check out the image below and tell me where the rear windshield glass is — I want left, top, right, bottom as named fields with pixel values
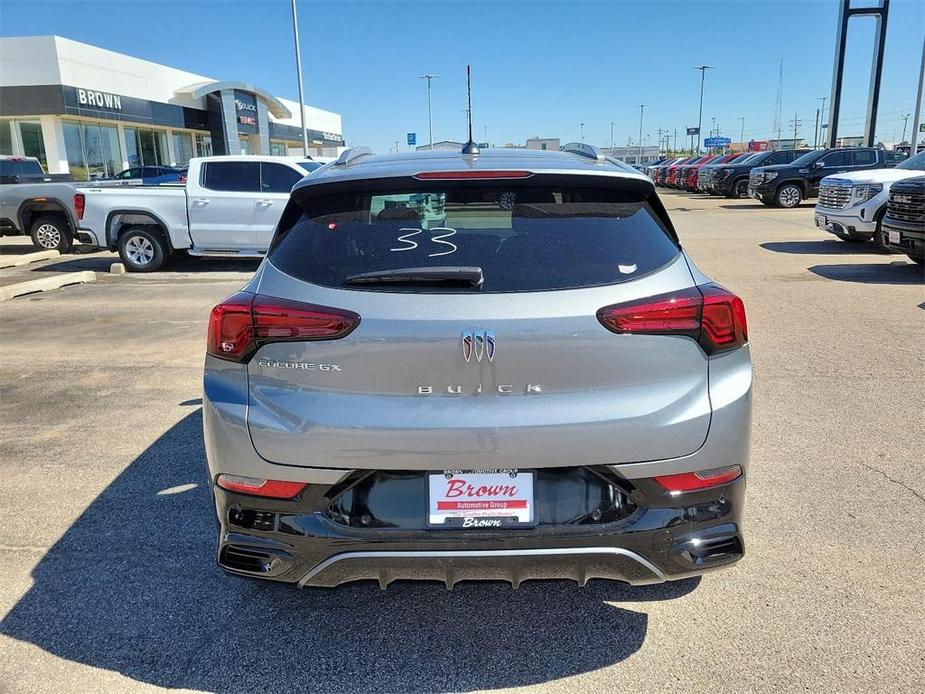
left=0, top=159, right=44, bottom=178
left=268, top=185, right=680, bottom=292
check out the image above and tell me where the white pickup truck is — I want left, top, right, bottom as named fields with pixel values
left=76, top=155, right=314, bottom=271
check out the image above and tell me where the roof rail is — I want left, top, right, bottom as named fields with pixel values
left=334, top=146, right=374, bottom=167
left=561, top=142, right=607, bottom=162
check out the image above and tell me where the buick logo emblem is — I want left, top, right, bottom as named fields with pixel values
left=462, top=330, right=495, bottom=363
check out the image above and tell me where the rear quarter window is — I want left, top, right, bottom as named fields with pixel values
left=268, top=183, right=680, bottom=293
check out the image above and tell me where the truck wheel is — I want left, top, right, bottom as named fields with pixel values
left=118, top=227, right=167, bottom=272
left=29, top=216, right=72, bottom=253
left=728, top=179, right=748, bottom=199
left=775, top=184, right=802, bottom=208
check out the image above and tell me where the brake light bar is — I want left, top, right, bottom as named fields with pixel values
left=597, top=284, right=747, bottom=355
left=216, top=474, right=307, bottom=499
left=413, top=170, right=534, bottom=180
left=654, top=465, right=743, bottom=493
left=207, top=292, right=360, bottom=362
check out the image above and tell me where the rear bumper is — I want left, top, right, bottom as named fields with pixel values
left=213, top=474, right=746, bottom=588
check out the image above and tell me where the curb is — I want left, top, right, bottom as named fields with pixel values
left=0, top=271, right=97, bottom=302
left=0, top=250, right=60, bottom=269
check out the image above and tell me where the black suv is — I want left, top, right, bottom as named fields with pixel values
left=881, top=175, right=924, bottom=264
left=748, top=148, right=900, bottom=208
left=705, top=149, right=811, bottom=198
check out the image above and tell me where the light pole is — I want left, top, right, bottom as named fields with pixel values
left=739, top=116, right=745, bottom=147
left=693, top=65, right=713, bottom=154
left=900, top=113, right=910, bottom=143
left=610, top=121, right=614, bottom=154
left=637, top=105, right=645, bottom=165
left=580, top=123, right=585, bottom=141
left=290, top=0, right=309, bottom=155
left=419, top=75, right=438, bottom=150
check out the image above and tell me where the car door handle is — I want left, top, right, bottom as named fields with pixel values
left=256, top=199, right=274, bottom=206
left=193, top=198, right=210, bottom=206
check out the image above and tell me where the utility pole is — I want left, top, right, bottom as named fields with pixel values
left=693, top=65, right=714, bottom=154
left=637, top=105, right=646, bottom=165
left=912, top=35, right=925, bottom=154
left=290, top=0, right=309, bottom=155
left=657, top=127, right=664, bottom=155
left=789, top=113, right=802, bottom=150
left=673, top=128, right=677, bottom=153
left=419, top=74, right=438, bottom=150
left=739, top=117, right=745, bottom=147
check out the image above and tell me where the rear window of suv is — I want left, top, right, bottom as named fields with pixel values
left=268, top=183, right=680, bottom=292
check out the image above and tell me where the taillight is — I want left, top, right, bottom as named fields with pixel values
left=207, top=292, right=360, bottom=362
left=597, top=284, right=747, bottom=355
left=216, top=474, right=307, bottom=498
left=654, top=465, right=743, bottom=493
left=74, top=193, right=85, bottom=220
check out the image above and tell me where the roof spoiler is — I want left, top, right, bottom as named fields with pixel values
left=561, top=142, right=607, bottom=161
left=334, top=147, right=374, bottom=167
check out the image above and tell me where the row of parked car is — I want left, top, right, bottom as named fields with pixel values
left=640, top=147, right=924, bottom=264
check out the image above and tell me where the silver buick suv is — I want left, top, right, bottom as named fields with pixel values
left=203, top=143, right=752, bottom=589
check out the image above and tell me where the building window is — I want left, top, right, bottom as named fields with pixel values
left=124, top=127, right=168, bottom=168
left=269, top=141, right=287, bottom=157
left=195, top=134, right=212, bottom=158
left=0, top=120, right=12, bottom=155
left=171, top=131, right=194, bottom=166
left=62, top=120, right=123, bottom=180
left=17, top=121, right=47, bottom=170
left=0, top=120, right=48, bottom=170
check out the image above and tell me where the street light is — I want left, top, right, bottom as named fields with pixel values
left=693, top=65, right=714, bottom=154
left=637, top=105, right=646, bottom=165
left=580, top=123, right=585, bottom=141
left=900, top=113, right=911, bottom=143
left=290, top=0, right=309, bottom=155
left=419, top=74, right=438, bottom=150
left=610, top=120, right=614, bottom=154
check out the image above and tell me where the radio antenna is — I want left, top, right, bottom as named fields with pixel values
left=461, top=65, right=480, bottom=155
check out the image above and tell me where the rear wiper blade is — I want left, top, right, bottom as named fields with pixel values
left=345, top=266, right=484, bottom=288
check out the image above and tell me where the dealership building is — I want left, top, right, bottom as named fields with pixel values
left=0, top=35, right=344, bottom=179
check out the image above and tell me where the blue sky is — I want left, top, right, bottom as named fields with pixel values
left=2, top=0, right=923, bottom=151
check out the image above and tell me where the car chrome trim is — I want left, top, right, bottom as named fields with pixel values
left=296, top=546, right=668, bottom=587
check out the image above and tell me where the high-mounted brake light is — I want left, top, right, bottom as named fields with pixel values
left=597, top=284, right=747, bottom=355
left=413, top=170, right=534, bottom=180
left=654, top=465, right=743, bottom=493
left=74, top=193, right=85, bottom=220
left=216, top=474, right=307, bottom=499
left=207, top=292, right=360, bottom=362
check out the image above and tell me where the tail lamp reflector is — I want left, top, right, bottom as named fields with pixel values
left=597, top=284, right=747, bottom=355
left=207, top=292, right=360, bottom=362
left=654, top=465, right=743, bottom=493
left=216, top=474, right=307, bottom=499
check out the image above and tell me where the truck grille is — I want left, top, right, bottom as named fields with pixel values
left=885, top=180, right=925, bottom=226
left=818, top=184, right=851, bottom=210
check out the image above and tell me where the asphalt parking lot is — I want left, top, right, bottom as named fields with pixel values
left=0, top=192, right=922, bottom=693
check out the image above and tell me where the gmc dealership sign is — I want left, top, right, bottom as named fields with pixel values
left=76, top=88, right=122, bottom=110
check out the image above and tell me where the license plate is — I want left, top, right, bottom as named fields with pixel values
left=889, top=230, right=901, bottom=244
left=428, top=470, right=534, bottom=528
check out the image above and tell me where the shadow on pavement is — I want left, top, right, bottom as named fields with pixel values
left=34, top=254, right=262, bottom=275
left=809, top=261, right=924, bottom=285
left=719, top=202, right=813, bottom=210
left=760, top=240, right=884, bottom=255
left=0, top=411, right=699, bottom=693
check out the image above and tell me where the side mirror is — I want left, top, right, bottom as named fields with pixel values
left=814, top=161, right=825, bottom=169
